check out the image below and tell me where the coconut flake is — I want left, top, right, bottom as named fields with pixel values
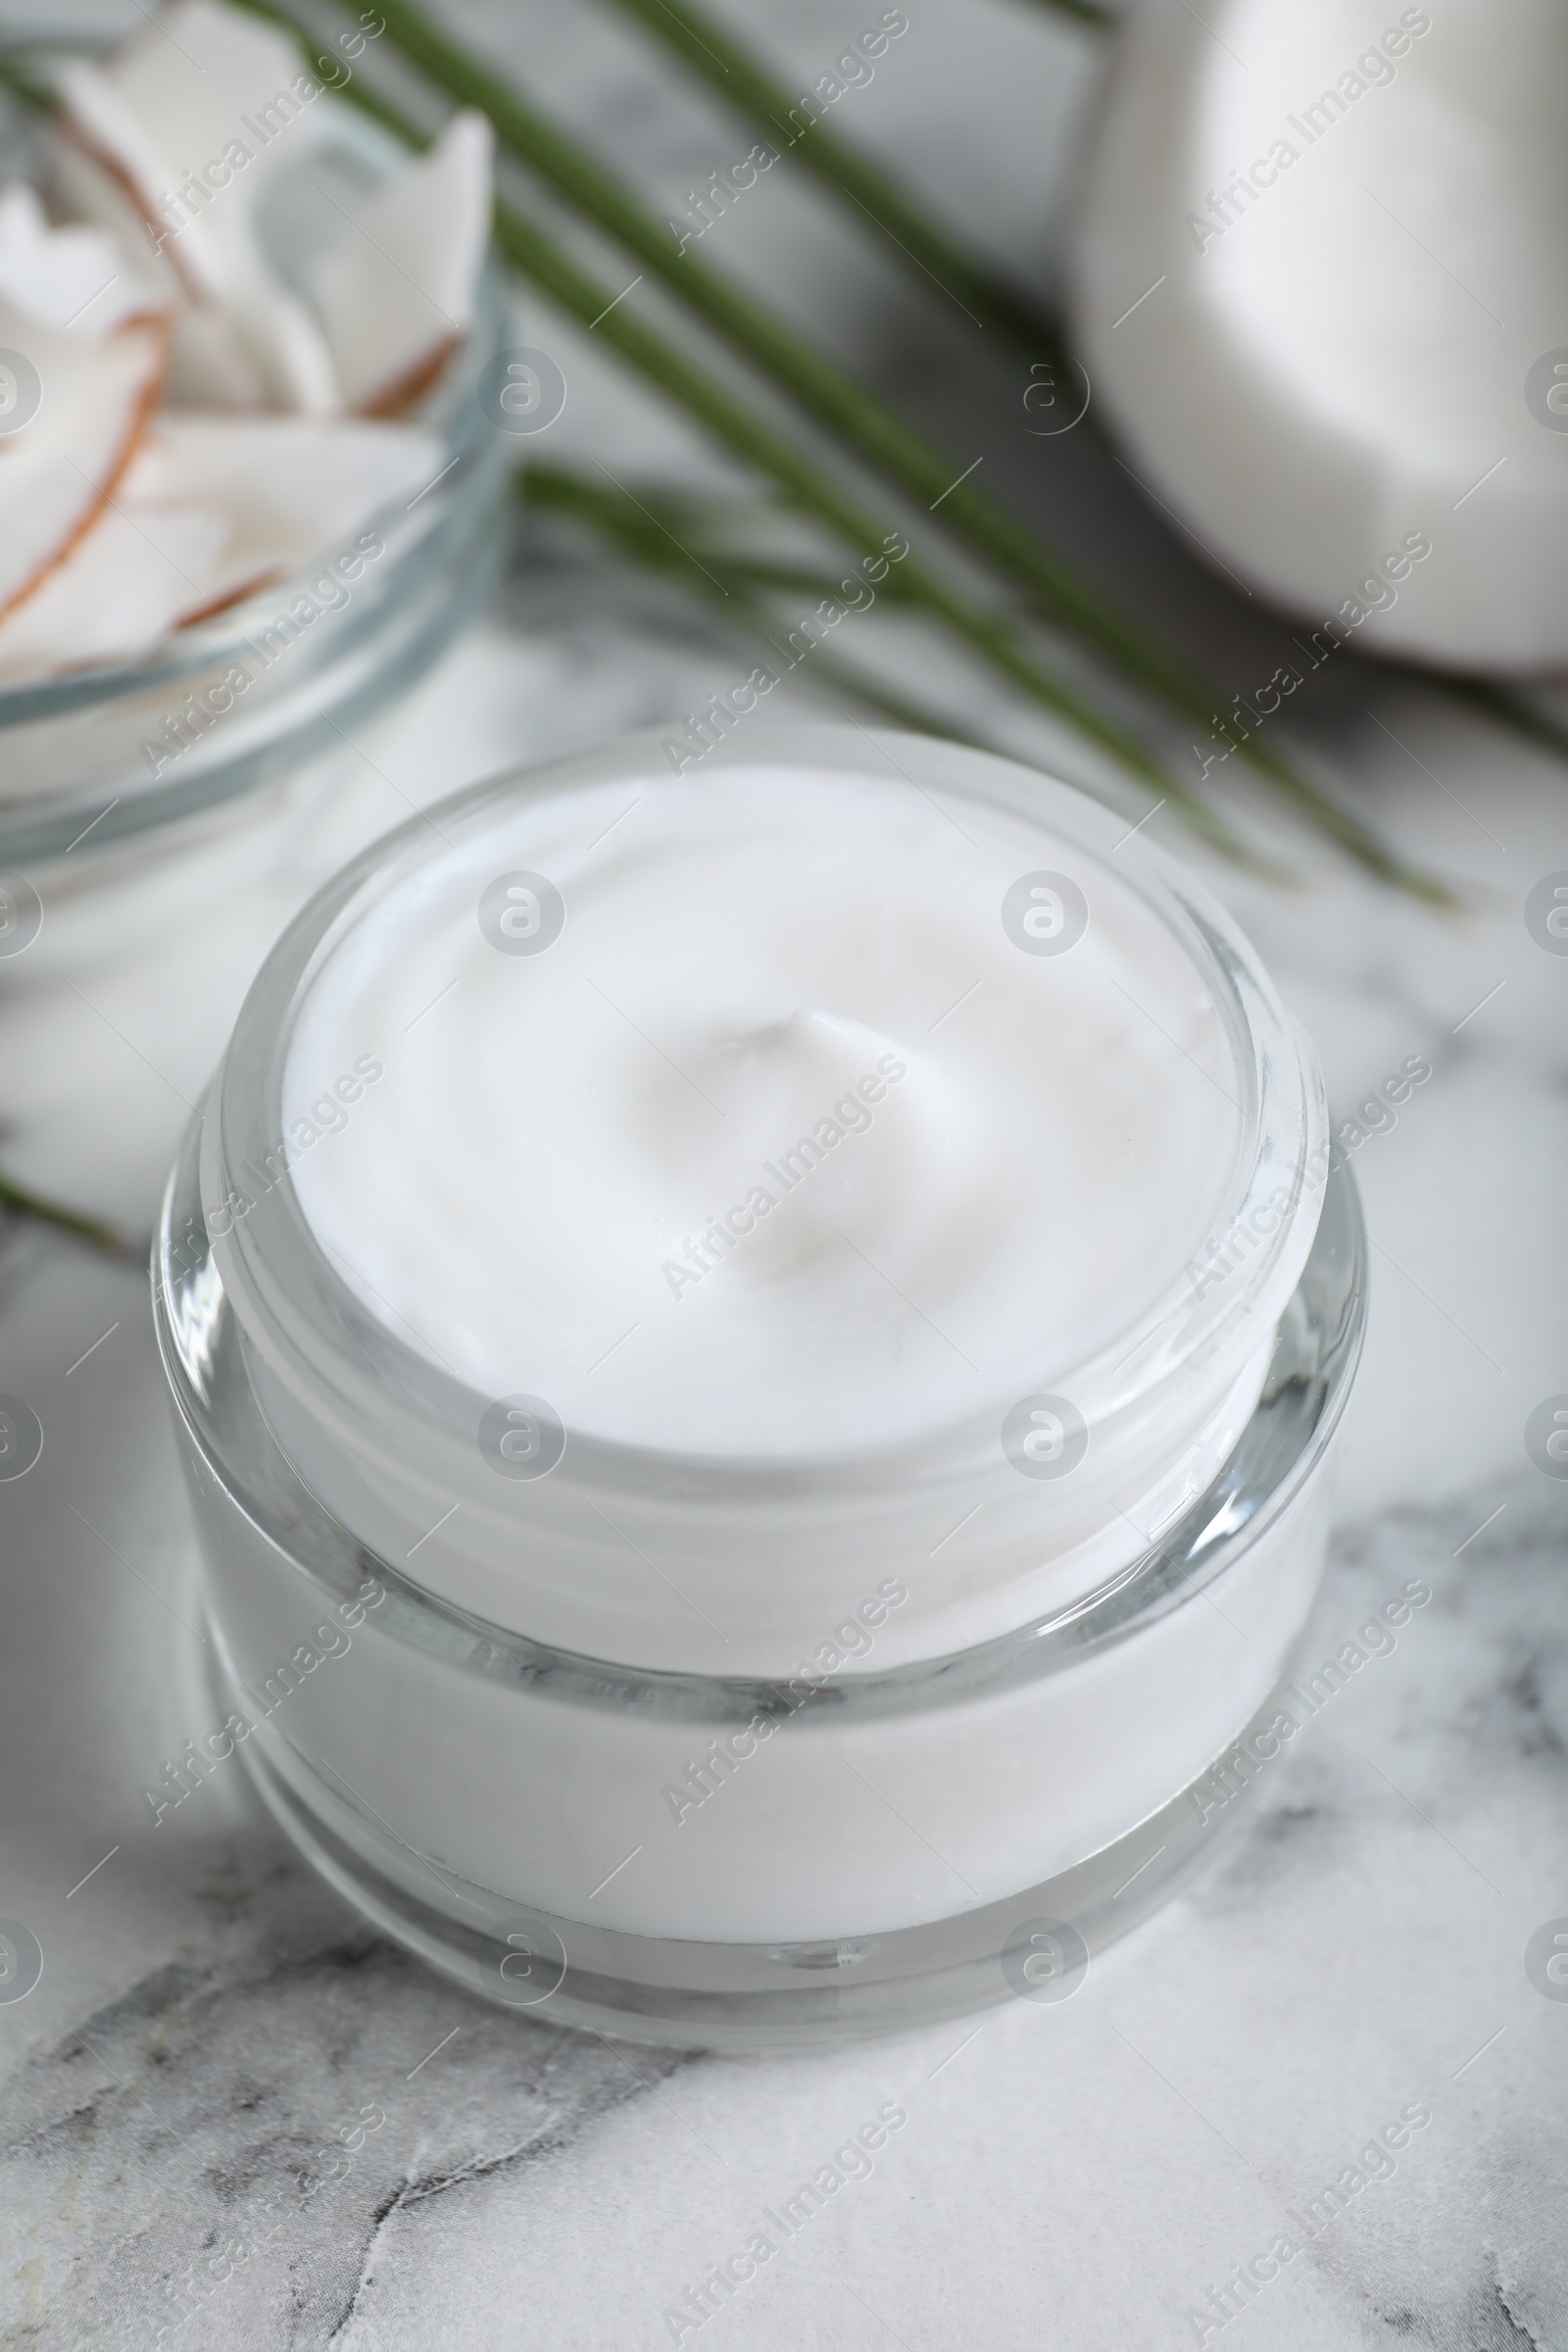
left=0, top=411, right=443, bottom=683
left=51, top=0, right=341, bottom=414
left=128, top=413, right=444, bottom=612
left=0, top=504, right=229, bottom=684
left=42, top=122, right=264, bottom=406
left=309, top=113, right=494, bottom=416
left=0, top=2, right=491, bottom=692
left=0, top=181, right=163, bottom=336
left=0, top=307, right=167, bottom=622
left=103, top=0, right=331, bottom=190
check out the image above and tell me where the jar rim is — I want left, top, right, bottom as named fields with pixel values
left=204, top=723, right=1331, bottom=1504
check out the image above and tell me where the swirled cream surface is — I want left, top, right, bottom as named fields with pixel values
left=281, top=766, right=1240, bottom=1455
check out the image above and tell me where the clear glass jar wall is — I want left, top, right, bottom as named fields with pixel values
left=152, top=728, right=1366, bottom=2050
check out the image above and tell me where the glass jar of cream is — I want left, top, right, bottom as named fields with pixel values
left=153, top=725, right=1363, bottom=2049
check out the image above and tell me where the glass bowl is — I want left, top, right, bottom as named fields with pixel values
left=0, top=71, right=512, bottom=1224
left=151, top=726, right=1367, bottom=2052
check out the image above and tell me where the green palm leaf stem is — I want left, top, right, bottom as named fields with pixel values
left=522, top=466, right=1002, bottom=747
left=1012, top=0, right=1114, bottom=24
left=250, top=7, right=1443, bottom=890
left=0, top=1171, right=122, bottom=1255
left=236, top=0, right=1282, bottom=860
left=351, top=0, right=1371, bottom=832
left=592, top=0, right=1078, bottom=368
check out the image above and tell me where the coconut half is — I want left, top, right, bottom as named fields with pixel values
left=307, top=112, right=494, bottom=416
left=1069, top=0, right=1568, bottom=673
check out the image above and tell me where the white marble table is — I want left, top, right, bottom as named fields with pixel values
left=3, top=2, right=1567, bottom=2345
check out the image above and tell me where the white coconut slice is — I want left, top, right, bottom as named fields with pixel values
left=0, top=306, right=167, bottom=622
left=46, top=63, right=190, bottom=282
left=0, top=407, right=441, bottom=687
left=123, top=414, right=444, bottom=612
left=1069, top=0, right=1568, bottom=674
left=0, top=503, right=229, bottom=686
left=307, top=113, right=494, bottom=415
left=103, top=0, right=331, bottom=188
left=51, top=5, right=341, bottom=415
left=40, top=122, right=259, bottom=404
left=0, top=181, right=162, bottom=336
left=46, top=115, right=283, bottom=409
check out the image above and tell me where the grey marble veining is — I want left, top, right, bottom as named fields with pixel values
left=3, top=1907, right=687, bottom=2348
left=2, top=1450, right=1565, bottom=2348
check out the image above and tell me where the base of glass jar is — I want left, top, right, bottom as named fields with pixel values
left=210, top=1620, right=1290, bottom=2053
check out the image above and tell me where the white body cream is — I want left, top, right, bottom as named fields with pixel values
left=281, top=767, right=1239, bottom=1458
left=159, top=728, right=1357, bottom=2043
